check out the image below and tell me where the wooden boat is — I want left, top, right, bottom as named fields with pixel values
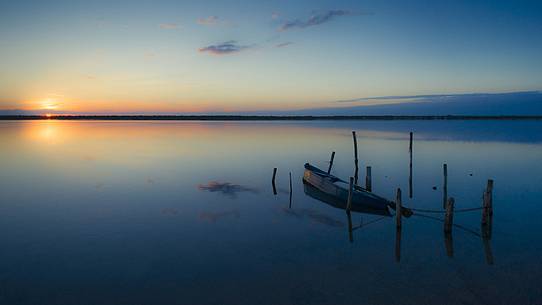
left=303, top=163, right=393, bottom=215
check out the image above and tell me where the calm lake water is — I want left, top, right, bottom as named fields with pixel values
left=1, top=120, right=541, bottom=305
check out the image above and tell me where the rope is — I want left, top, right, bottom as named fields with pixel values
left=407, top=206, right=484, bottom=214
left=352, top=216, right=387, bottom=231
left=412, top=213, right=481, bottom=237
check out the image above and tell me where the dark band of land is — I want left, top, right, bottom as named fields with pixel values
left=1, top=115, right=542, bottom=121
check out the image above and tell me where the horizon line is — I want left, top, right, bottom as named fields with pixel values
left=2, top=114, right=542, bottom=121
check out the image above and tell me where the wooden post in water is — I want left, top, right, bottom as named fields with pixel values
left=409, top=132, right=413, bottom=198
left=327, top=151, right=335, bottom=174
left=346, top=212, right=354, bottom=243
left=481, top=180, right=494, bottom=265
left=365, top=166, right=372, bottom=192
left=396, top=188, right=402, bottom=228
left=346, top=177, right=354, bottom=212
left=352, top=131, right=359, bottom=185
left=486, top=179, right=494, bottom=216
left=288, top=172, right=293, bottom=208
left=444, top=231, right=454, bottom=258
left=443, top=164, right=448, bottom=209
left=272, top=168, right=278, bottom=195
left=481, top=180, right=494, bottom=227
left=444, top=197, right=455, bottom=233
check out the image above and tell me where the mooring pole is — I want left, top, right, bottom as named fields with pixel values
left=352, top=131, right=359, bottom=185
left=396, top=188, right=402, bottom=228
left=288, top=172, right=293, bottom=208
left=444, top=197, right=455, bottom=233
left=327, top=151, right=335, bottom=174
left=272, top=168, right=277, bottom=195
left=443, top=164, right=448, bottom=209
left=409, top=132, right=413, bottom=198
left=481, top=180, right=494, bottom=227
left=346, top=212, right=354, bottom=243
left=395, top=227, right=402, bottom=262
left=486, top=179, right=494, bottom=216
left=365, top=166, right=372, bottom=192
left=346, top=177, right=354, bottom=212
left=444, top=231, right=454, bottom=258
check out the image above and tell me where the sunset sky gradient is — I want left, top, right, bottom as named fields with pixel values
left=1, top=0, right=541, bottom=114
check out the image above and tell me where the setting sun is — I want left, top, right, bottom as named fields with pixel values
left=41, top=99, right=58, bottom=110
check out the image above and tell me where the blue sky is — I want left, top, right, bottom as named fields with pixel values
left=0, top=0, right=541, bottom=113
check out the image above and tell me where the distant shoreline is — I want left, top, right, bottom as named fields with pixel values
left=1, top=115, right=542, bottom=121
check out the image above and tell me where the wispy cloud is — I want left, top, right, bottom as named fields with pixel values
left=197, top=16, right=220, bottom=26
left=275, top=42, right=293, bottom=48
left=334, top=91, right=542, bottom=103
left=159, top=23, right=179, bottom=30
left=279, top=10, right=357, bottom=31
left=271, top=12, right=280, bottom=20
left=198, top=41, right=252, bottom=55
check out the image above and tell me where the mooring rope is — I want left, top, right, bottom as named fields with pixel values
left=352, top=215, right=388, bottom=231
left=406, top=206, right=484, bottom=214
left=411, top=213, right=481, bottom=237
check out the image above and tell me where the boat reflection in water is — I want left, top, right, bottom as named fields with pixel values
left=303, top=182, right=390, bottom=243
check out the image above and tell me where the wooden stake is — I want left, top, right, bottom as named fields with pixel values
left=443, top=164, right=448, bottom=209
left=346, top=211, right=353, bottom=243
left=409, top=132, right=413, bottom=153
left=327, top=151, right=335, bottom=174
left=396, top=188, right=402, bottom=228
left=272, top=168, right=277, bottom=195
left=444, top=232, right=454, bottom=258
left=482, top=190, right=490, bottom=226
left=365, top=166, right=372, bottom=192
left=444, top=197, right=455, bottom=233
left=288, top=172, right=293, bottom=208
left=486, top=179, right=494, bottom=216
left=409, top=132, right=413, bottom=198
left=352, top=131, right=359, bottom=185
left=346, top=177, right=354, bottom=212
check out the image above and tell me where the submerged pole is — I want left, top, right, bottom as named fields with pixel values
left=346, top=177, right=354, bottom=212
left=444, top=197, right=455, bottom=233
left=443, top=164, right=448, bottom=209
left=396, top=188, right=402, bottom=228
left=327, top=151, right=335, bottom=174
left=272, top=168, right=277, bottom=195
left=352, top=131, right=359, bottom=185
left=409, top=132, right=413, bottom=198
left=365, top=166, right=372, bottom=192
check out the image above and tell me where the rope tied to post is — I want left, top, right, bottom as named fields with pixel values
left=406, top=206, right=484, bottom=214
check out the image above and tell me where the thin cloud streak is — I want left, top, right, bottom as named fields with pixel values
left=279, top=10, right=356, bottom=31
left=335, top=91, right=542, bottom=103
left=197, top=16, right=219, bottom=26
left=275, top=42, right=293, bottom=48
left=159, top=23, right=179, bottom=30
left=198, top=41, right=252, bottom=55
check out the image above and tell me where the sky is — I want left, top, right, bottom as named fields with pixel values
left=0, top=0, right=541, bottom=114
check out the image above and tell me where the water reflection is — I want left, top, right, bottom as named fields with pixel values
left=282, top=207, right=344, bottom=227
left=198, top=181, right=258, bottom=198
left=0, top=120, right=540, bottom=305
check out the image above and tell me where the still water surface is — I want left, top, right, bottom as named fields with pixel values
left=0, top=120, right=541, bottom=305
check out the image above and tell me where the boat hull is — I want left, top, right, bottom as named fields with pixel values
left=303, top=163, right=392, bottom=214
